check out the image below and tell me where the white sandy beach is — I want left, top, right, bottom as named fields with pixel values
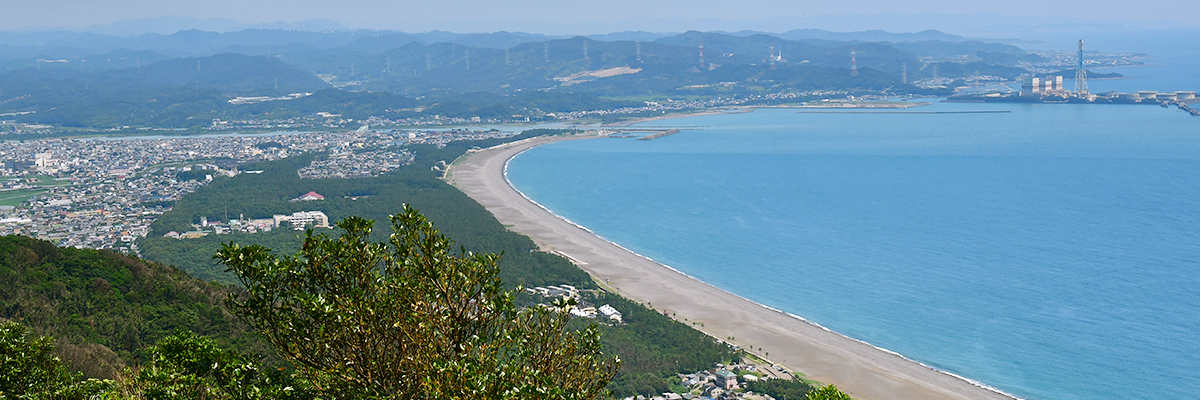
left=447, top=134, right=1014, bottom=400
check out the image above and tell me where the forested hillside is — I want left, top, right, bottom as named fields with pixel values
left=133, top=129, right=746, bottom=396
left=0, top=235, right=273, bottom=379
left=4, top=216, right=739, bottom=397
left=138, top=130, right=594, bottom=289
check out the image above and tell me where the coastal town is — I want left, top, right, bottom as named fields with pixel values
left=0, top=127, right=517, bottom=252
left=0, top=88, right=878, bottom=254
left=1, top=91, right=858, bottom=136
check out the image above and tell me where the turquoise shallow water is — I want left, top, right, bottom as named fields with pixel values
left=506, top=103, right=1200, bottom=400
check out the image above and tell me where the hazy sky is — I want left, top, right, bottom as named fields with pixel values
left=4, top=0, right=1197, bottom=34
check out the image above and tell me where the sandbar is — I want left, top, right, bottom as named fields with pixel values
left=447, top=134, right=1015, bottom=400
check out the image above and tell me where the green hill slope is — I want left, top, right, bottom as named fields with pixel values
left=0, top=235, right=272, bottom=379
left=137, top=130, right=594, bottom=289
left=134, top=130, right=740, bottom=396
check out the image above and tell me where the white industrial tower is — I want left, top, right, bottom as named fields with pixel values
left=1075, top=40, right=1089, bottom=95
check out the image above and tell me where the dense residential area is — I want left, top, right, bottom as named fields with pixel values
left=0, top=128, right=516, bottom=251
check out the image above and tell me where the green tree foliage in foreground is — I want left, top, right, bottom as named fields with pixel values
left=0, top=235, right=271, bottom=378
left=0, top=321, right=110, bottom=399
left=806, top=384, right=854, bottom=400
left=108, top=330, right=312, bottom=400
left=1, top=322, right=312, bottom=400
left=215, top=206, right=619, bottom=399
left=743, top=377, right=817, bottom=400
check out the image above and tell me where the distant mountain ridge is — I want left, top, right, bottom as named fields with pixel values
left=0, top=26, right=1044, bottom=128
left=3, top=53, right=328, bottom=91
left=779, top=28, right=972, bottom=42
left=0, top=24, right=1021, bottom=52
left=124, top=53, right=330, bottom=91
left=81, top=16, right=247, bottom=36
left=80, top=16, right=351, bottom=36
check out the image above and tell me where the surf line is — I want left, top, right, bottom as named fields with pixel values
left=500, top=140, right=1023, bottom=400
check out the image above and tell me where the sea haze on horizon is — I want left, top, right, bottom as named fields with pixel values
left=6, top=0, right=1200, bottom=36
left=506, top=41, right=1200, bottom=400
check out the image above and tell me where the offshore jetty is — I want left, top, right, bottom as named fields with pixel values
left=636, top=129, right=680, bottom=140
left=601, top=128, right=682, bottom=140
left=1181, top=103, right=1200, bottom=116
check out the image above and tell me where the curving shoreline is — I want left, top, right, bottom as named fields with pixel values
left=447, top=133, right=1018, bottom=400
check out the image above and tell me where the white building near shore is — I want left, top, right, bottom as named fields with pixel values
left=598, top=304, right=622, bottom=323
left=273, top=211, right=330, bottom=229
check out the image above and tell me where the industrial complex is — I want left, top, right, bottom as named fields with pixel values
left=947, top=40, right=1200, bottom=116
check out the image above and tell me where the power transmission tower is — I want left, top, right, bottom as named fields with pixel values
left=851, top=47, right=858, bottom=76
left=1075, top=39, right=1089, bottom=95
left=769, top=43, right=775, bottom=69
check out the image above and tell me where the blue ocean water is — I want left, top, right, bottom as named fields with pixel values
left=507, top=100, right=1200, bottom=400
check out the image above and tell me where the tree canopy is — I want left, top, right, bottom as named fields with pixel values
left=0, top=321, right=110, bottom=399
left=108, top=330, right=312, bottom=400
left=215, top=205, right=619, bottom=399
left=806, top=384, right=854, bottom=400
left=0, top=235, right=272, bottom=379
